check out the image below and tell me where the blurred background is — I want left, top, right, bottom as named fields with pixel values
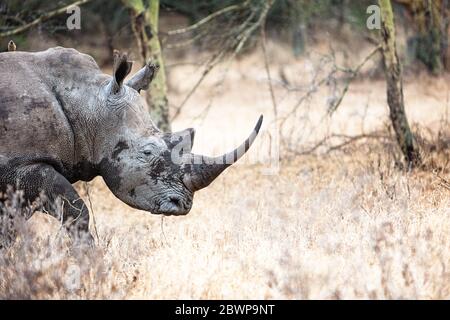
left=1, top=0, right=449, bottom=161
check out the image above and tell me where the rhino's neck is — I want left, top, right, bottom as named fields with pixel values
left=49, top=72, right=110, bottom=181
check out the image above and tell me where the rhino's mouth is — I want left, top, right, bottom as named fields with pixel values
left=152, top=194, right=192, bottom=216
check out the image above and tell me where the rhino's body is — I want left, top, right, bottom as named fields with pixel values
left=1, top=48, right=109, bottom=179
left=0, top=47, right=262, bottom=246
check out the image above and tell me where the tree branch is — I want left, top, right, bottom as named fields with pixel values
left=170, top=0, right=275, bottom=121
left=0, top=0, right=92, bottom=38
left=292, top=132, right=390, bottom=156
left=328, top=44, right=382, bottom=114
left=165, top=2, right=249, bottom=36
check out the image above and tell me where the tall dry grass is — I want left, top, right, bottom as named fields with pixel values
left=1, top=136, right=449, bottom=299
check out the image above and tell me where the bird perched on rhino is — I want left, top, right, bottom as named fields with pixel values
left=7, top=40, right=16, bottom=52
left=0, top=46, right=263, bottom=247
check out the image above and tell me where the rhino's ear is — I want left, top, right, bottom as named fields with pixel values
left=111, top=50, right=133, bottom=94
left=126, top=61, right=159, bottom=93
left=164, top=128, right=195, bottom=153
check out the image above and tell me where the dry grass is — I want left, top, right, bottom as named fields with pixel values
left=1, top=42, right=449, bottom=299
left=1, top=145, right=449, bottom=299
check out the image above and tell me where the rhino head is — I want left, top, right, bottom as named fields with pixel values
left=97, top=52, right=262, bottom=216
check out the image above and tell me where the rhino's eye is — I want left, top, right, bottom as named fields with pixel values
left=143, top=150, right=152, bottom=156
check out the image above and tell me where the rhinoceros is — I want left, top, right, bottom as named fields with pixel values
left=0, top=47, right=262, bottom=245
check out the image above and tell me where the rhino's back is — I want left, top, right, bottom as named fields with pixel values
left=0, top=47, right=101, bottom=165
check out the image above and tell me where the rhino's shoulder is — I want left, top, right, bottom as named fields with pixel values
left=0, top=47, right=103, bottom=81
left=37, top=46, right=101, bottom=72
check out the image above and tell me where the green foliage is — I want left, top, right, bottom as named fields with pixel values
left=410, top=30, right=443, bottom=74
left=345, top=0, right=376, bottom=29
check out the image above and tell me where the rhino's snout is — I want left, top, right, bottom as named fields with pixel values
left=156, top=194, right=192, bottom=216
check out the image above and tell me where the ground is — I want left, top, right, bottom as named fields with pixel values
left=0, top=40, right=449, bottom=299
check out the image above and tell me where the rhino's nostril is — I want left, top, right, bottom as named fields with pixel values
left=168, top=196, right=181, bottom=208
left=159, top=195, right=190, bottom=215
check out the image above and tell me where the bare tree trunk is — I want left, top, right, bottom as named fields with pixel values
left=123, top=0, right=170, bottom=132
left=379, top=0, right=421, bottom=168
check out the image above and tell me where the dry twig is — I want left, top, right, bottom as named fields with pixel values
left=292, top=132, right=390, bottom=156
left=165, top=2, right=248, bottom=36
left=170, top=0, right=275, bottom=121
left=328, top=45, right=381, bottom=114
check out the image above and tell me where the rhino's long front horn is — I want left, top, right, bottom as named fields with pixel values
left=183, top=115, right=263, bottom=192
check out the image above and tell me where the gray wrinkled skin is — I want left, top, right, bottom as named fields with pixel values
left=0, top=47, right=261, bottom=245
